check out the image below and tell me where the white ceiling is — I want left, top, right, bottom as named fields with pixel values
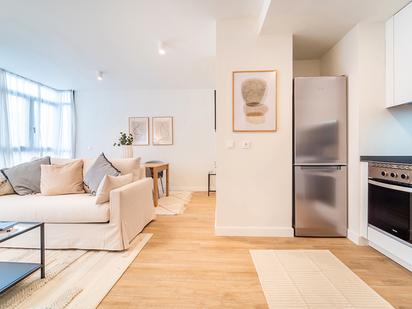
left=1, top=0, right=410, bottom=90
left=261, top=0, right=411, bottom=60
left=0, top=0, right=263, bottom=90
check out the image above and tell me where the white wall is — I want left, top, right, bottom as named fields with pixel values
left=76, top=89, right=216, bottom=191
left=320, top=22, right=412, bottom=244
left=293, top=60, right=320, bottom=77
left=322, top=22, right=412, bottom=156
left=357, top=23, right=412, bottom=155
left=320, top=25, right=361, bottom=243
left=215, top=18, right=293, bottom=236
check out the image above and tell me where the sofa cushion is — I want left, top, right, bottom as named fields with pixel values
left=110, top=158, right=142, bottom=181
left=1, top=157, right=51, bottom=195
left=95, top=173, right=133, bottom=204
left=84, top=153, right=120, bottom=195
left=41, top=160, right=85, bottom=195
left=51, top=158, right=85, bottom=177
left=0, top=194, right=109, bottom=223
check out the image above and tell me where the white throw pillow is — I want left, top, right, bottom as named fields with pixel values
left=95, top=173, right=133, bottom=204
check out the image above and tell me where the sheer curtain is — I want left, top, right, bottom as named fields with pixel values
left=0, top=69, right=76, bottom=168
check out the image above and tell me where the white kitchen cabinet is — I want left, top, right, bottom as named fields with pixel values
left=385, top=17, right=394, bottom=107
left=386, top=2, right=412, bottom=108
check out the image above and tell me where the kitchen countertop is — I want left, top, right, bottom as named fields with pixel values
left=360, top=156, right=412, bottom=164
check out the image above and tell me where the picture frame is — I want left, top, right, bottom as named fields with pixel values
left=128, top=117, right=150, bottom=145
left=214, top=89, right=216, bottom=132
left=232, top=70, right=277, bottom=132
left=152, top=116, right=173, bottom=145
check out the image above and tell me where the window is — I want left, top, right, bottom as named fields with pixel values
left=0, top=69, right=75, bottom=168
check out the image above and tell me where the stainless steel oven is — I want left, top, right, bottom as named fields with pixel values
left=368, top=162, right=412, bottom=244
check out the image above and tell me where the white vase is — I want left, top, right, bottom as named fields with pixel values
left=122, top=145, right=133, bottom=158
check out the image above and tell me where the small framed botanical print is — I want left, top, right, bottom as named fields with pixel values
left=152, top=116, right=173, bottom=145
left=232, top=70, right=277, bottom=132
left=129, top=117, right=150, bottom=145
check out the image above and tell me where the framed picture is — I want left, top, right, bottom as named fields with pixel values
left=232, top=70, right=277, bottom=132
left=152, top=116, right=173, bottom=145
left=214, top=89, right=216, bottom=132
left=128, top=117, right=149, bottom=145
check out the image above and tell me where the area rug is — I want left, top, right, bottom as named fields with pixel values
left=250, top=250, right=393, bottom=309
left=155, top=191, right=192, bottom=215
left=0, top=233, right=152, bottom=309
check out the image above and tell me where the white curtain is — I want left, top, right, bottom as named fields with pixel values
left=0, top=69, right=76, bottom=168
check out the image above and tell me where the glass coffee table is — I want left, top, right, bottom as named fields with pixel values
left=0, top=222, right=45, bottom=294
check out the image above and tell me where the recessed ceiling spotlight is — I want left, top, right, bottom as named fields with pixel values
left=158, top=41, right=166, bottom=55
left=96, top=71, right=104, bottom=81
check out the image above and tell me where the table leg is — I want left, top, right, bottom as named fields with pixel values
left=208, top=174, right=210, bottom=196
left=40, top=223, right=45, bottom=279
left=166, top=166, right=170, bottom=197
left=153, top=167, right=159, bottom=207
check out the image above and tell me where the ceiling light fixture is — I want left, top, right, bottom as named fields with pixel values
left=96, top=71, right=104, bottom=81
left=158, top=41, right=166, bottom=55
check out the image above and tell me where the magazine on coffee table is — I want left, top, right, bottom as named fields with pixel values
left=0, top=221, right=17, bottom=231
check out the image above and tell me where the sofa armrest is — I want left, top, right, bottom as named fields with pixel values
left=109, top=178, right=155, bottom=248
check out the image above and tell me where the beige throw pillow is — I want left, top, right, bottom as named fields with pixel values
left=40, top=160, right=85, bottom=195
left=111, top=158, right=141, bottom=181
left=0, top=174, right=14, bottom=196
left=95, top=173, right=133, bottom=204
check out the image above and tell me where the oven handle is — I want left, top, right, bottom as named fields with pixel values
left=368, top=179, right=412, bottom=193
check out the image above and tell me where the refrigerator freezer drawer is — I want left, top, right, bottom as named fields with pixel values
left=294, top=165, right=347, bottom=237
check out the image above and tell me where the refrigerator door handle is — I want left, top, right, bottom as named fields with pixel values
left=299, top=166, right=342, bottom=170
left=294, top=163, right=347, bottom=166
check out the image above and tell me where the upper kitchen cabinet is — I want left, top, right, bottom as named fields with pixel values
left=386, top=2, right=412, bottom=108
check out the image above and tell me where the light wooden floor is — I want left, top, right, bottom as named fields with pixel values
left=99, top=192, right=412, bottom=309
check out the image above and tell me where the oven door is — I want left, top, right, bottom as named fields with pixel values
left=368, top=179, right=412, bottom=243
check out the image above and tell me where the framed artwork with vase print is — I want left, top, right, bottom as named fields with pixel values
left=129, top=117, right=150, bottom=145
left=232, top=70, right=277, bottom=132
left=152, top=116, right=173, bottom=145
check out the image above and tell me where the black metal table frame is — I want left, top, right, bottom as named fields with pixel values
left=208, top=173, right=216, bottom=196
left=0, top=222, right=45, bottom=293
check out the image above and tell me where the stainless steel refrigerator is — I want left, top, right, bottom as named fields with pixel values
left=293, top=76, right=347, bottom=237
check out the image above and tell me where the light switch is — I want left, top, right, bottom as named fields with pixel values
left=240, top=141, right=251, bottom=149
left=226, top=140, right=235, bottom=149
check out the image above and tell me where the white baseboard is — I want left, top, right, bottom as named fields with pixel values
left=347, top=229, right=360, bottom=245
left=170, top=186, right=207, bottom=192
left=215, top=225, right=294, bottom=237
left=347, top=229, right=368, bottom=246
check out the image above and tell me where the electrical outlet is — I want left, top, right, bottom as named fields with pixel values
left=240, top=141, right=251, bottom=149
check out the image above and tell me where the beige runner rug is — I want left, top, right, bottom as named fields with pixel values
left=0, top=233, right=152, bottom=309
left=156, top=191, right=192, bottom=215
left=250, top=250, right=393, bottom=309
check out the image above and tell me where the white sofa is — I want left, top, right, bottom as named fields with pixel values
left=0, top=157, right=156, bottom=251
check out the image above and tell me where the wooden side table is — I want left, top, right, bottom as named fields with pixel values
left=208, top=172, right=216, bottom=196
left=145, top=163, right=170, bottom=207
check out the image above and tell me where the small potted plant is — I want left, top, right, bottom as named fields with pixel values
left=113, top=132, right=134, bottom=158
